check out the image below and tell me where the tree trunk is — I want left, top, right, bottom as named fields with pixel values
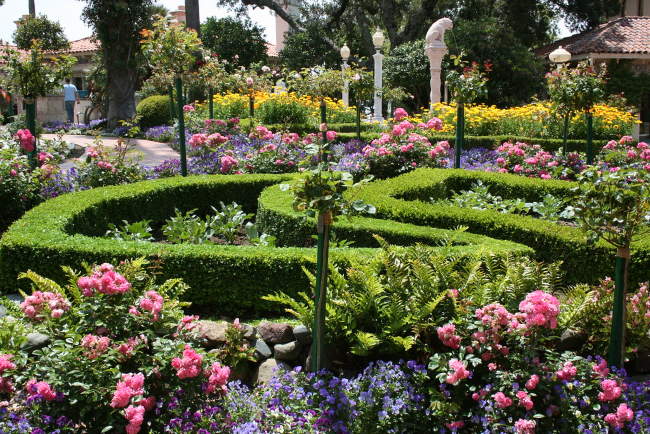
left=185, top=0, right=200, bottom=37
left=105, top=50, right=137, bottom=128
left=28, top=0, right=35, bottom=16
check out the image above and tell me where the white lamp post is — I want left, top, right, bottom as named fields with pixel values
left=549, top=45, right=572, bottom=156
left=549, top=45, right=571, bottom=65
left=340, top=44, right=350, bottom=107
left=372, top=29, right=385, bottom=122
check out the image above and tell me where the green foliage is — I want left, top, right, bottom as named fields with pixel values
left=437, top=181, right=575, bottom=222
left=352, top=168, right=650, bottom=284
left=201, top=17, right=268, bottom=70
left=605, top=59, right=650, bottom=108
left=559, top=278, right=650, bottom=355
left=265, top=236, right=563, bottom=358
left=140, top=15, right=203, bottom=75
left=445, top=54, right=489, bottom=104
left=0, top=173, right=532, bottom=315
left=106, top=219, right=154, bottom=242
left=547, top=61, right=607, bottom=115
left=257, top=96, right=310, bottom=125
left=278, top=26, right=339, bottom=70
left=1, top=41, right=76, bottom=98
left=12, top=15, right=69, bottom=51
left=136, top=94, right=172, bottom=129
left=384, top=41, right=429, bottom=110
left=209, top=202, right=253, bottom=244
left=162, top=208, right=213, bottom=245
left=573, top=167, right=650, bottom=249
left=445, top=14, right=545, bottom=107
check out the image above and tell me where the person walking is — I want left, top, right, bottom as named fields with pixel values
left=63, top=78, right=79, bottom=123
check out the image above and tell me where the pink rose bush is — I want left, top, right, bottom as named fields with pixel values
left=428, top=290, right=636, bottom=432
left=20, top=290, right=71, bottom=321
left=15, top=129, right=35, bottom=153
left=494, top=141, right=584, bottom=180
left=5, top=260, right=239, bottom=433
left=600, top=136, right=650, bottom=171
left=360, top=109, right=449, bottom=178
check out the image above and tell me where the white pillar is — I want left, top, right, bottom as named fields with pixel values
left=373, top=50, right=384, bottom=122
left=425, top=43, right=447, bottom=109
left=342, top=60, right=349, bottom=107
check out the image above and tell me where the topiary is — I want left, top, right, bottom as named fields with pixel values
left=136, top=94, right=172, bottom=129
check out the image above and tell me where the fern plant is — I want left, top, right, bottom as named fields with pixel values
left=264, top=235, right=565, bottom=360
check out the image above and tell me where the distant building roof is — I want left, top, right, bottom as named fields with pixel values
left=536, top=16, right=650, bottom=58
left=266, top=42, right=279, bottom=57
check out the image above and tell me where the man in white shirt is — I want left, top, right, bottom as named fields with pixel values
left=63, top=78, right=79, bottom=123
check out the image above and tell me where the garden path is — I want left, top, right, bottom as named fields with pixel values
left=43, top=134, right=179, bottom=168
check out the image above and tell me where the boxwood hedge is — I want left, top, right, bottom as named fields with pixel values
left=350, top=168, right=650, bottom=284
left=0, top=173, right=532, bottom=315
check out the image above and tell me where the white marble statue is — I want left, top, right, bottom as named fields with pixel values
left=425, top=18, right=453, bottom=107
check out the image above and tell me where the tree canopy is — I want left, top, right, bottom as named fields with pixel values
left=13, top=15, right=69, bottom=51
left=201, top=16, right=268, bottom=69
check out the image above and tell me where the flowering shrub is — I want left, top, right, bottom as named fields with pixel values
left=360, top=108, right=449, bottom=178
left=2, top=259, right=237, bottom=432
left=427, top=101, right=636, bottom=139
left=494, top=141, right=585, bottom=180
left=74, top=139, right=145, bottom=188
left=428, top=290, right=636, bottom=432
left=600, top=136, right=650, bottom=171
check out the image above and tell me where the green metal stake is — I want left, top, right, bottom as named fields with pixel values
left=310, top=211, right=331, bottom=372
left=175, top=75, right=187, bottom=177
left=586, top=112, right=594, bottom=164
left=168, top=85, right=175, bottom=120
left=25, top=96, right=37, bottom=169
left=608, top=249, right=628, bottom=368
left=248, top=92, right=255, bottom=133
left=320, top=101, right=328, bottom=158
left=355, top=104, right=361, bottom=140
left=208, top=86, right=214, bottom=120
left=454, top=102, right=464, bottom=169
left=562, top=114, right=569, bottom=156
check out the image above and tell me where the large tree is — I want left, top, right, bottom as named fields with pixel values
left=82, top=0, right=154, bottom=128
left=201, top=16, right=267, bottom=69
left=185, top=0, right=201, bottom=36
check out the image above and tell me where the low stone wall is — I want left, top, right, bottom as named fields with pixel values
left=13, top=95, right=101, bottom=124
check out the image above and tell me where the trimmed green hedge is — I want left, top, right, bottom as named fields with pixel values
left=351, top=168, right=650, bottom=284
left=256, top=184, right=532, bottom=256
left=0, top=173, right=531, bottom=315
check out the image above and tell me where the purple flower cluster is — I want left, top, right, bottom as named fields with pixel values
left=144, top=125, right=175, bottom=142
left=157, top=361, right=430, bottom=433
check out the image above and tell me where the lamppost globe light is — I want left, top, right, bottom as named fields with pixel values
left=372, top=29, right=385, bottom=50
left=340, top=44, right=350, bottom=61
left=549, top=46, right=571, bottom=63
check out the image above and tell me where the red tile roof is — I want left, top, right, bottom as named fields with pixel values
left=64, top=37, right=99, bottom=54
left=536, top=16, right=650, bottom=58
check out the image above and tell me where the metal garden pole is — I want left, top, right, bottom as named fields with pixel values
left=208, top=86, right=214, bottom=120
left=454, top=102, right=464, bottom=169
left=586, top=112, right=594, bottom=164
left=175, top=75, right=187, bottom=176
left=562, top=114, right=569, bottom=156
left=608, top=248, right=628, bottom=368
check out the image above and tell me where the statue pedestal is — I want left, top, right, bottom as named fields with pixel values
left=425, top=42, right=447, bottom=109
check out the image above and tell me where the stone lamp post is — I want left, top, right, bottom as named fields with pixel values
left=425, top=18, right=453, bottom=109
left=372, top=29, right=385, bottom=122
left=340, top=44, right=350, bottom=107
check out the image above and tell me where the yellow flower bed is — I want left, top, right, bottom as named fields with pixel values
left=208, top=91, right=356, bottom=123
left=425, top=102, right=637, bottom=139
